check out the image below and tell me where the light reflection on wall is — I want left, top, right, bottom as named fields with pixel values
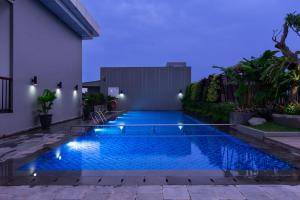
left=56, top=88, right=61, bottom=98
left=29, top=85, right=37, bottom=96
left=73, top=90, right=78, bottom=99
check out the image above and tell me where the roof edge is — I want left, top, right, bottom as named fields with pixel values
left=40, top=0, right=100, bottom=39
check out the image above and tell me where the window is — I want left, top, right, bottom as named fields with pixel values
left=108, top=87, right=119, bottom=97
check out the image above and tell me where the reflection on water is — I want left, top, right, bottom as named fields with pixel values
left=18, top=134, right=291, bottom=171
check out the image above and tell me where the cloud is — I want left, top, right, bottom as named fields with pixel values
left=115, top=0, right=171, bottom=25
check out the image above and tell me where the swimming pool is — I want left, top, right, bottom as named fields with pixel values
left=19, top=111, right=292, bottom=171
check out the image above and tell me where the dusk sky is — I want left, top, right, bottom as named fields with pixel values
left=81, top=0, right=300, bottom=82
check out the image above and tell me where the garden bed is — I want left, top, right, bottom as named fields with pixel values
left=250, top=122, right=300, bottom=132
left=272, top=114, right=300, bottom=129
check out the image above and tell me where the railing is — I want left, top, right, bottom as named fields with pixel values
left=0, top=76, right=12, bottom=113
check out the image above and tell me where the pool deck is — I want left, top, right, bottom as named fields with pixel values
left=265, top=137, right=300, bottom=153
left=1, top=185, right=300, bottom=200
left=0, top=118, right=91, bottom=163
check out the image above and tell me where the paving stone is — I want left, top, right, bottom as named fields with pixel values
left=282, top=185, right=300, bottom=195
left=83, top=192, right=111, bottom=200
left=163, top=185, right=190, bottom=200
left=136, top=193, right=163, bottom=200
left=189, top=193, right=217, bottom=200
left=88, top=186, right=114, bottom=194
left=113, top=186, right=137, bottom=194
left=236, top=185, right=272, bottom=200
left=107, top=192, right=136, bottom=200
left=0, top=193, right=14, bottom=200
left=214, top=185, right=245, bottom=200
left=187, top=185, right=216, bottom=194
left=138, top=185, right=162, bottom=194
left=259, top=185, right=300, bottom=200
left=187, top=185, right=217, bottom=200
left=54, top=186, right=89, bottom=200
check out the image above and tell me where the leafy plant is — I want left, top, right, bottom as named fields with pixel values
left=37, top=89, right=57, bottom=114
left=185, top=102, right=236, bottom=123
left=107, top=95, right=116, bottom=102
left=83, top=93, right=106, bottom=107
left=206, top=75, right=220, bottom=102
left=284, top=103, right=300, bottom=115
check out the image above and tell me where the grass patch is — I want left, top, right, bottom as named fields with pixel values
left=250, top=122, right=300, bottom=132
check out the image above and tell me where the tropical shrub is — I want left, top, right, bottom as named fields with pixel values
left=37, top=89, right=57, bottom=114
left=185, top=102, right=236, bottom=123
left=284, top=103, right=300, bottom=115
left=83, top=93, right=106, bottom=107
left=206, top=75, right=220, bottom=102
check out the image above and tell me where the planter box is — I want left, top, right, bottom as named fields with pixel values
left=230, top=112, right=255, bottom=125
left=272, top=114, right=300, bottom=129
left=233, top=124, right=300, bottom=140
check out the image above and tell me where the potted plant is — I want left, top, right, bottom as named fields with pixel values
left=37, top=89, right=57, bottom=129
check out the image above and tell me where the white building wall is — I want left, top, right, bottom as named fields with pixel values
left=0, top=0, right=82, bottom=136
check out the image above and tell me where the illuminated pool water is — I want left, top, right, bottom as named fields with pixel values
left=19, top=111, right=292, bottom=171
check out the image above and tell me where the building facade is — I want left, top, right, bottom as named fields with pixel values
left=0, top=0, right=99, bottom=136
left=100, top=62, right=191, bottom=111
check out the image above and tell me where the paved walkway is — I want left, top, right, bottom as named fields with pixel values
left=1, top=185, right=300, bottom=200
left=267, top=137, right=300, bottom=151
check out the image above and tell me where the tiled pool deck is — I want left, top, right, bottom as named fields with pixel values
left=1, top=185, right=300, bottom=200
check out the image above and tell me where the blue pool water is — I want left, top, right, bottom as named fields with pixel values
left=19, top=111, right=292, bottom=171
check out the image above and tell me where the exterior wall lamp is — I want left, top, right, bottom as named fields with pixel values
left=57, top=82, right=62, bottom=89
left=178, top=89, right=183, bottom=99
left=119, top=90, right=125, bottom=98
left=74, top=85, right=78, bottom=91
left=31, top=76, right=38, bottom=85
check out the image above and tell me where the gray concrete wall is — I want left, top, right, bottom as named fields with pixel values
left=0, top=0, right=82, bottom=136
left=101, top=66, right=191, bottom=110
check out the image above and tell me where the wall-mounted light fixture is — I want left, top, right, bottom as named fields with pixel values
left=178, top=89, right=183, bottom=99
left=119, top=90, right=125, bottom=98
left=31, top=76, right=38, bottom=85
left=74, top=85, right=78, bottom=91
left=57, top=81, right=62, bottom=89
